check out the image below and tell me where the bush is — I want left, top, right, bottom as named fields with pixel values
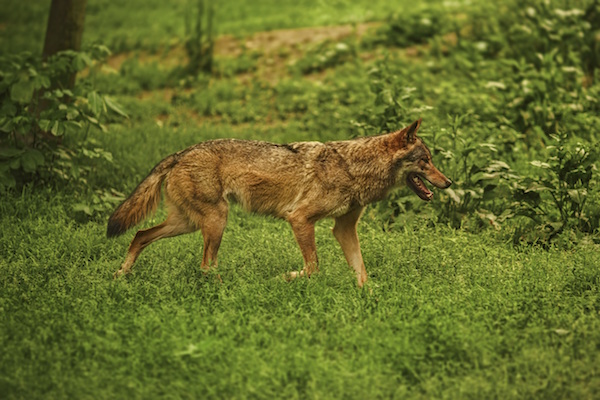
left=292, top=40, right=358, bottom=75
left=366, top=5, right=452, bottom=48
left=0, top=45, right=127, bottom=213
left=358, top=0, right=600, bottom=245
left=510, top=132, right=599, bottom=244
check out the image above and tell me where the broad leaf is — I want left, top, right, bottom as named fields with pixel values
left=0, top=148, right=25, bottom=159
left=87, top=92, right=104, bottom=117
left=38, top=119, right=53, bottom=132
left=104, top=96, right=128, bottom=118
left=10, top=79, right=35, bottom=104
left=0, top=169, right=16, bottom=188
left=21, top=149, right=45, bottom=173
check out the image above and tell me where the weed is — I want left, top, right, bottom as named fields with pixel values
left=183, top=0, right=215, bottom=75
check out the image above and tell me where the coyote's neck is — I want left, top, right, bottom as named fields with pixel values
left=335, top=136, right=401, bottom=206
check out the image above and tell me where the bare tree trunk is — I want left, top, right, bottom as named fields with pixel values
left=42, top=0, right=87, bottom=89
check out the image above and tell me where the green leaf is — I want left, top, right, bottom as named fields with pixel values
left=66, top=107, right=80, bottom=120
left=524, top=182, right=551, bottom=193
left=72, top=52, right=93, bottom=71
left=530, top=160, right=551, bottom=169
left=0, top=170, right=16, bottom=189
left=485, top=81, right=506, bottom=90
left=32, top=74, right=51, bottom=90
left=445, top=188, right=461, bottom=203
left=104, top=96, right=128, bottom=118
left=568, top=189, right=586, bottom=204
left=10, top=79, right=35, bottom=104
left=51, top=120, right=60, bottom=136
left=87, top=91, right=104, bottom=117
left=9, top=157, right=21, bottom=170
left=0, top=117, right=14, bottom=133
left=86, top=115, right=100, bottom=125
left=488, top=160, right=511, bottom=171
left=20, top=148, right=45, bottom=173
left=0, top=148, right=25, bottom=159
left=0, top=101, right=18, bottom=117
left=38, top=119, right=53, bottom=132
left=64, top=120, right=83, bottom=134
left=73, top=203, right=93, bottom=216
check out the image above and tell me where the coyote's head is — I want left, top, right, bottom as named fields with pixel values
left=390, top=119, right=452, bottom=201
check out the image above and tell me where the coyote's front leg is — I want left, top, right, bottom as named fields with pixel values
left=332, top=207, right=367, bottom=287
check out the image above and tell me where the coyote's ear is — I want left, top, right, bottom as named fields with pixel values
left=404, top=119, right=421, bottom=143
left=388, top=119, right=422, bottom=150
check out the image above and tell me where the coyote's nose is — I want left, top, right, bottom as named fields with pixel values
left=443, top=178, right=452, bottom=188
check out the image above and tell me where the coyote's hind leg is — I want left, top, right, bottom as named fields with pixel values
left=114, top=206, right=197, bottom=278
left=199, top=201, right=228, bottom=272
left=285, top=214, right=318, bottom=281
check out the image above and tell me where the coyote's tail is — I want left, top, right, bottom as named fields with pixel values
left=107, top=151, right=184, bottom=238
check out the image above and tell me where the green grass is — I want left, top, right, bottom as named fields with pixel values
left=2, top=0, right=600, bottom=398
left=2, top=189, right=599, bottom=398
left=0, top=0, right=403, bottom=54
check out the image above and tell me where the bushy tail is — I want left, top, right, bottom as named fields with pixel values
left=107, top=152, right=183, bottom=238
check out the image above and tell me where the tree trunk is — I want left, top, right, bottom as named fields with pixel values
left=42, top=0, right=87, bottom=90
left=33, top=0, right=87, bottom=145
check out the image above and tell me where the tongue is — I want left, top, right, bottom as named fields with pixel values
left=409, top=175, right=433, bottom=201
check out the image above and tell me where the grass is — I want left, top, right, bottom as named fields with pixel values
left=0, top=0, right=402, bottom=54
left=2, top=188, right=599, bottom=398
left=2, top=0, right=600, bottom=398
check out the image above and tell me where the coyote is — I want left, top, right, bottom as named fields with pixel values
left=107, top=119, right=451, bottom=286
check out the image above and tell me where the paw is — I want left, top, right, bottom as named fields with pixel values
left=112, top=268, right=128, bottom=279
left=282, top=270, right=305, bottom=282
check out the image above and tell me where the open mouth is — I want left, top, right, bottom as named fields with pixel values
left=407, top=173, right=433, bottom=201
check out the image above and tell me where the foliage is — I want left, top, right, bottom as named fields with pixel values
left=350, top=58, right=431, bottom=136
left=352, top=0, right=600, bottom=244
left=292, top=40, right=358, bottom=75
left=425, top=115, right=516, bottom=230
left=0, top=45, right=127, bottom=215
left=510, top=132, right=599, bottom=243
left=470, top=0, right=600, bottom=77
left=365, top=4, right=452, bottom=48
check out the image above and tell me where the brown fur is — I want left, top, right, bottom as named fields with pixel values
left=107, top=119, right=451, bottom=286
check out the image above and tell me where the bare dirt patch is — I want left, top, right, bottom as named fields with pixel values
left=234, top=23, right=377, bottom=55
left=105, top=22, right=379, bottom=79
